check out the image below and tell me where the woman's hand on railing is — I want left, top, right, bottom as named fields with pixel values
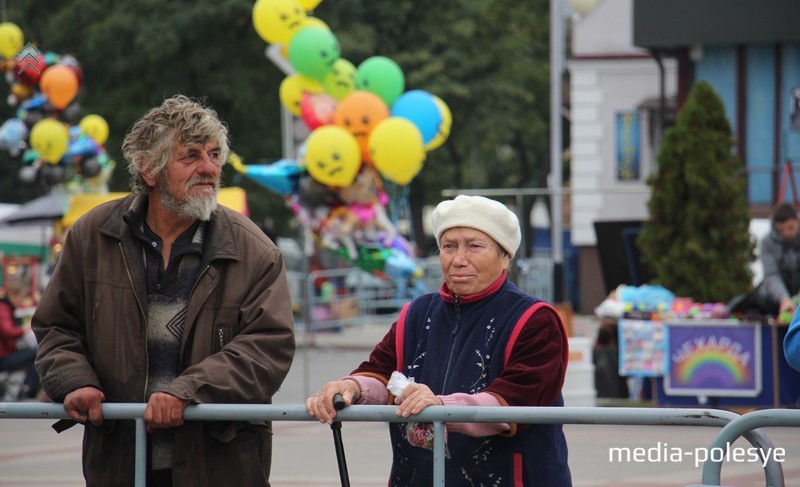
left=306, top=379, right=360, bottom=424
left=393, top=382, right=442, bottom=418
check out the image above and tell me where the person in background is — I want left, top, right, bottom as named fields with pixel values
left=0, top=280, right=41, bottom=400
left=755, top=202, right=800, bottom=318
left=33, top=95, right=295, bottom=487
left=306, top=195, right=572, bottom=486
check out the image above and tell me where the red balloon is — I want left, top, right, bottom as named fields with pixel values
left=301, top=92, right=337, bottom=131
left=15, top=52, right=45, bottom=87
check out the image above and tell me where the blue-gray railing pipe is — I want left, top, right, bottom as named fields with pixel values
left=701, top=408, right=800, bottom=487
left=0, top=403, right=781, bottom=486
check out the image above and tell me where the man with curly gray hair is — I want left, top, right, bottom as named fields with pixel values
left=33, top=95, right=295, bottom=486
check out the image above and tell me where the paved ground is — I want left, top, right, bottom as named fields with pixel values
left=1, top=317, right=799, bottom=486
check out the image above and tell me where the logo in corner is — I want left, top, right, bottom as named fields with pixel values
left=17, top=42, right=41, bottom=75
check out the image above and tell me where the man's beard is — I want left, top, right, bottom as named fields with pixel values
left=158, top=176, right=219, bottom=221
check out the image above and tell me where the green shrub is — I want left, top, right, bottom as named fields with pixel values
left=637, top=80, right=755, bottom=302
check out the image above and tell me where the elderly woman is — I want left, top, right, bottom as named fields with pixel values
left=307, top=195, right=572, bottom=486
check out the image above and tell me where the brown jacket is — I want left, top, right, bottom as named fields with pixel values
left=33, top=194, right=295, bottom=487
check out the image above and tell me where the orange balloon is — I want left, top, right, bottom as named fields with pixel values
left=333, top=91, right=388, bottom=163
left=39, top=65, right=79, bottom=109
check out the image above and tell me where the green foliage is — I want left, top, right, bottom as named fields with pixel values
left=1, top=0, right=552, bottom=239
left=637, top=80, right=755, bottom=302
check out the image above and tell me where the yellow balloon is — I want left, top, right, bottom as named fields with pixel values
left=425, top=96, right=452, bottom=151
left=305, top=125, right=360, bottom=187
left=301, top=16, right=329, bottom=31
left=298, top=0, right=323, bottom=10
left=0, top=22, right=23, bottom=60
left=279, top=73, right=323, bottom=116
left=30, top=118, right=69, bottom=163
left=252, top=0, right=307, bottom=45
left=369, top=117, right=426, bottom=186
left=79, top=114, right=110, bottom=145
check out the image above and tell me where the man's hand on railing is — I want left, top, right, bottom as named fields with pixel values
left=63, top=386, right=105, bottom=426
left=143, top=392, right=190, bottom=433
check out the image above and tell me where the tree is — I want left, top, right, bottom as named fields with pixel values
left=637, top=80, right=755, bottom=302
left=2, top=0, right=553, bottom=245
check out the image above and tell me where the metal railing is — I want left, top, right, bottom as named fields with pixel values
left=700, top=408, right=800, bottom=486
left=0, top=402, right=787, bottom=486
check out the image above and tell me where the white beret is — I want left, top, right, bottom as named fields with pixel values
left=431, top=195, right=521, bottom=258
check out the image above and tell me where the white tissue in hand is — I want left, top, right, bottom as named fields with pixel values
left=386, top=371, right=414, bottom=397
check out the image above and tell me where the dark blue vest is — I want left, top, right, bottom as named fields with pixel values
left=388, top=280, right=572, bottom=486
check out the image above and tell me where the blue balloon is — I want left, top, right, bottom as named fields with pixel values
left=246, top=159, right=302, bottom=196
left=390, top=90, right=442, bottom=144
left=61, top=135, right=100, bottom=164
left=0, top=118, right=29, bottom=157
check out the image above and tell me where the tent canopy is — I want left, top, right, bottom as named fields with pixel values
left=0, top=193, right=70, bottom=226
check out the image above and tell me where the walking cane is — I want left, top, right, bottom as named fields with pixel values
left=331, top=393, right=350, bottom=487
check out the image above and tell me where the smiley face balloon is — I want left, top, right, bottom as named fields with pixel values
left=0, top=22, right=23, bottom=60
left=322, top=58, right=356, bottom=101
left=305, top=125, right=360, bottom=187
left=279, top=73, right=324, bottom=117
left=287, top=26, right=340, bottom=81
left=356, top=56, right=405, bottom=107
left=333, top=91, right=389, bottom=163
left=368, top=117, right=425, bottom=186
left=252, top=0, right=307, bottom=46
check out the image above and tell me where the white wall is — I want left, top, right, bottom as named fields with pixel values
left=568, top=0, right=677, bottom=246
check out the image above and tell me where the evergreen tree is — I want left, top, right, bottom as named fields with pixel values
left=637, top=80, right=755, bottom=302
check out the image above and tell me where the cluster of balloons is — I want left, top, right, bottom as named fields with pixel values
left=253, top=0, right=451, bottom=188
left=0, top=22, right=115, bottom=193
left=233, top=0, right=451, bottom=290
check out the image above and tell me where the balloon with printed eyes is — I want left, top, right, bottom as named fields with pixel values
left=288, top=26, right=340, bottom=81
left=298, top=0, right=324, bottom=10
left=369, top=117, right=425, bottom=186
left=0, top=22, right=23, bottom=60
left=79, top=114, right=109, bottom=145
left=252, top=0, right=307, bottom=46
left=29, top=118, right=69, bottom=164
left=322, top=58, right=356, bottom=101
left=333, top=90, right=389, bottom=163
left=279, top=73, right=324, bottom=117
left=304, top=125, right=360, bottom=187
left=356, top=56, right=404, bottom=107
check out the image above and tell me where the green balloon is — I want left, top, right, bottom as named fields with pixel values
left=288, top=26, right=340, bottom=81
left=356, top=56, right=405, bottom=107
left=322, top=58, right=356, bottom=101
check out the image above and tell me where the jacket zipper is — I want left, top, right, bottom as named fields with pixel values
left=440, top=295, right=461, bottom=390
left=119, top=243, right=149, bottom=400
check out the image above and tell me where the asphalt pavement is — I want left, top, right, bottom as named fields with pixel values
left=2, top=316, right=799, bottom=486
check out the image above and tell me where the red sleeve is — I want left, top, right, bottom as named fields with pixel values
left=482, top=306, right=568, bottom=407
left=350, top=321, right=399, bottom=382
left=0, top=302, right=23, bottom=340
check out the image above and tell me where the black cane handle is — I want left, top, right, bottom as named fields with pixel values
left=332, top=393, right=346, bottom=410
